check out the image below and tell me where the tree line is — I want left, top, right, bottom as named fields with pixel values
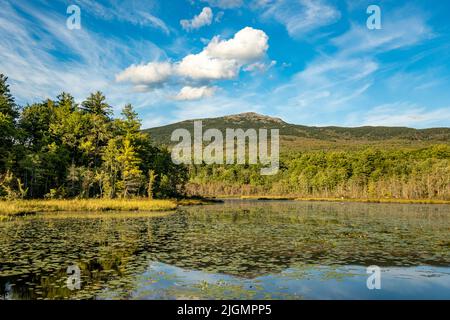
left=0, top=74, right=188, bottom=200
left=187, top=145, right=450, bottom=200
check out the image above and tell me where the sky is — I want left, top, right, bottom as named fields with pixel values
left=1, top=0, right=450, bottom=129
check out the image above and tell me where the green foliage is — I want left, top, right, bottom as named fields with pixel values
left=0, top=74, right=448, bottom=201
left=188, top=146, right=450, bottom=200
left=0, top=74, right=19, bottom=172
left=147, top=170, right=157, bottom=200
left=80, top=91, right=112, bottom=118
left=0, top=75, right=188, bottom=200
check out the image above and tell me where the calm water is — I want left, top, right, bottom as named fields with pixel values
left=0, top=200, right=449, bottom=300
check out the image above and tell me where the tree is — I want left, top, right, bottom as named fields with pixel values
left=118, top=138, right=143, bottom=198
left=80, top=91, right=112, bottom=118
left=120, top=104, right=141, bottom=136
left=147, top=170, right=157, bottom=199
left=101, top=138, right=122, bottom=198
left=0, top=74, right=18, bottom=172
left=0, top=74, right=18, bottom=119
left=56, top=92, right=77, bottom=112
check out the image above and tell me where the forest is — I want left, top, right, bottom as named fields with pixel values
left=187, top=145, right=450, bottom=200
left=0, top=74, right=188, bottom=200
left=1, top=73, right=449, bottom=201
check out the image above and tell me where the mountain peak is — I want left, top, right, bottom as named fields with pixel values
left=222, top=112, right=286, bottom=124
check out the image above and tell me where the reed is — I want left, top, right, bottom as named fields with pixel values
left=294, top=197, right=450, bottom=205
left=0, top=199, right=178, bottom=216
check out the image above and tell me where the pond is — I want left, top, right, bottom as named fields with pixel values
left=0, top=200, right=449, bottom=300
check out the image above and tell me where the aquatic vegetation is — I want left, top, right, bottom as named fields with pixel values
left=0, top=201, right=449, bottom=300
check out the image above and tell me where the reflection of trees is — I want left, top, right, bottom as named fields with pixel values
left=0, top=201, right=449, bottom=299
left=0, top=216, right=158, bottom=299
left=149, top=202, right=450, bottom=278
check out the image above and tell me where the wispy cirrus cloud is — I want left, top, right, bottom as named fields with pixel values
left=0, top=0, right=165, bottom=112
left=265, top=6, right=438, bottom=127
left=358, top=103, right=450, bottom=128
left=258, top=0, right=341, bottom=38
left=332, top=14, right=433, bottom=55
left=200, top=0, right=243, bottom=9
left=73, top=0, right=171, bottom=34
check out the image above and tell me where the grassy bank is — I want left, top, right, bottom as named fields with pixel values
left=238, top=195, right=450, bottom=204
left=295, top=197, right=450, bottom=204
left=0, top=199, right=179, bottom=216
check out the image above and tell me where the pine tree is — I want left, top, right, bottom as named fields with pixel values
left=56, top=92, right=77, bottom=112
left=0, top=74, right=18, bottom=119
left=80, top=91, right=112, bottom=118
left=0, top=74, right=18, bottom=172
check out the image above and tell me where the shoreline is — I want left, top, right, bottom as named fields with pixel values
left=228, top=195, right=450, bottom=205
left=0, top=198, right=219, bottom=218
left=1, top=196, right=449, bottom=220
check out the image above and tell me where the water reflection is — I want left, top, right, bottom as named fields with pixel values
left=0, top=200, right=449, bottom=299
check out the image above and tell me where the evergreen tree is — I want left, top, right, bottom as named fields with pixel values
left=81, top=91, right=112, bottom=118
left=56, top=92, right=77, bottom=112
left=0, top=74, right=18, bottom=172
left=0, top=74, right=18, bottom=119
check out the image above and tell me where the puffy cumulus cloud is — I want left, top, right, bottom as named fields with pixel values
left=174, top=86, right=217, bottom=100
left=205, top=27, right=269, bottom=63
left=180, top=7, right=213, bottom=31
left=176, top=27, right=269, bottom=80
left=177, top=52, right=240, bottom=80
left=116, top=27, right=270, bottom=98
left=115, top=62, right=172, bottom=86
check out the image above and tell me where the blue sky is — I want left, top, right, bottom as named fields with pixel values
left=1, top=0, right=449, bottom=128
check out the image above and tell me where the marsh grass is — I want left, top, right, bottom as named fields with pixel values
left=239, top=195, right=450, bottom=204
left=294, top=197, right=450, bottom=205
left=0, top=199, right=178, bottom=216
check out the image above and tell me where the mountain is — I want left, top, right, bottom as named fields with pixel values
left=143, top=112, right=450, bottom=151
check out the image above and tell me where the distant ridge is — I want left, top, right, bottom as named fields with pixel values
left=143, top=112, right=450, bottom=151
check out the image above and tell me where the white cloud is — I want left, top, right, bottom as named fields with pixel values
left=117, top=27, right=270, bottom=86
left=181, top=7, right=213, bottom=31
left=177, top=52, right=240, bottom=80
left=115, top=62, right=172, bottom=86
left=176, top=27, right=269, bottom=80
left=0, top=0, right=165, bottom=110
left=243, top=60, right=277, bottom=73
left=260, top=0, right=341, bottom=37
left=332, top=15, right=432, bottom=55
left=205, top=27, right=269, bottom=62
left=74, top=0, right=171, bottom=34
left=360, top=103, right=450, bottom=128
left=174, top=86, right=217, bottom=100
left=264, top=7, right=438, bottom=127
left=200, top=0, right=243, bottom=9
